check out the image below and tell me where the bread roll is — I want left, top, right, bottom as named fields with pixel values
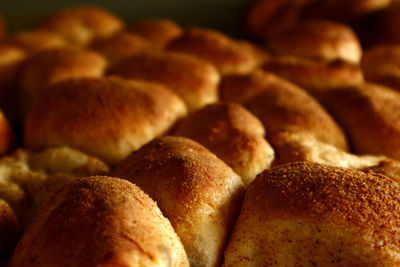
left=7, top=30, right=68, bottom=55
left=267, top=20, right=362, bottom=64
left=224, top=162, right=400, bottom=266
left=168, top=27, right=257, bottom=75
left=172, top=102, right=274, bottom=186
left=8, top=176, right=190, bottom=267
left=111, top=51, right=219, bottom=111
left=316, top=83, right=400, bottom=161
left=18, top=47, right=107, bottom=120
left=39, top=5, right=124, bottom=46
left=24, top=77, right=187, bottom=165
left=0, top=45, right=26, bottom=126
left=362, top=45, right=400, bottom=90
left=112, top=136, right=245, bottom=267
left=0, top=110, right=14, bottom=155
left=262, top=55, right=364, bottom=93
left=90, top=31, right=157, bottom=67
left=220, top=70, right=349, bottom=150
left=127, top=19, right=183, bottom=47
left=236, top=40, right=271, bottom=67
left=0, top=199, right=20, bottom=266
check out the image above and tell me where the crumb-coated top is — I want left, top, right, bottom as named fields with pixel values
left=39, top=5, right=124, bottom=46
left=127, top=19, right=183, bottom=47
left=172, top=102, right=274, bottom=186
left=168, top=27, right=257, bottom=75
left=24, top=77, right=187, bottom=165
left=111, top=50, right=220, bottom=111
left=262, top=55, right=364, bottom=93
left=316, top=83, right=400, bottom=160
left=362, top=45, right=400, bottom=90
left=267, top=20, right=362, bottom=64
left=7, top=176, right=190, bottom=267
left=220, top=70, right=349, bottom=151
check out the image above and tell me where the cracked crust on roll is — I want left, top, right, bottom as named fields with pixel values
left=112, top=136, right=245, bottom=267
left=127, top=19, right=183, bottom=47
left=220, top=70, right=349, bottom=151
left=24, top=77, right=187, bottom=165
left=172, top=102, right=274, bottom=186
left=316, top=83, right=400, bottom=161
left=267, top=20, right=362, bottom=64
left=8, top=176, right=190, bottom=267
left=111, top=50, right=220, bottom=111
left=168, top=27, right=257, bottom=75
left=224, top=162, right=400, bottom=266
left=39, top=5, right=124, bottom=46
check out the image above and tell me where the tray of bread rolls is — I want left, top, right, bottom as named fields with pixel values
left=1, top=0, right=400, bottom=266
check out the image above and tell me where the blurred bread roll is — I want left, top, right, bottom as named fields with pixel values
left=316, top=83, right=400, bottom=161
left=90, top=31, right=157, bottom=67
left=262, top=56, right=364, bottom=93
left=6, top=30, right=68, bottom=55
left=224, top=162, right=400, bottom=266
left=18, top=47, right=107, bottom=120
left=112, top=136, right=244, bottom=267
left=220, top=70, right=349, bottom=150
left=111, top=51, right=219, bottom=111
left=172, top=102, right=274, bottom=186
left=236, top=40, right=271, bottom=67
left=267, top=20, right=362, bottom=64
left=39, top=5, right=124, bottom=46
left=168, top=27, right=257, bottom=75
left=0, top=110, right=14, bottom=155
left=8, top=176, right=190, bottom=267
left=0, top=199, right=20, bottom=266
left=362, top=45, right=400, bottom=90
left=127, top=18, right=184, bottom=47
left=24, top=77, right=187, bottom=165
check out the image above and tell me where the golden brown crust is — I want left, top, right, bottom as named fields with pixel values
left=18, top=47, right=107, bottom=120
left=24, top=77, right=187, bottom=165
left=168, top=27, right=257, bottom=75
left=0, top=199, right=20, bottom=266
left=39, top=5, right=124, bottom=46
left=111, top=50, right=220, bottom=111
left=219, top=70, right=349, bottom=150
left=224, top=162, right=400, bottom=266
left=267, top=20, right=362, bottom=64
left=315, top=83, right=400, bottom=161
left=236, top=40, right=271, bottom=67
left=112, top=136, right=244, bottom=267
left=362, top=45, right=400, bottom=90
left=127, top=19, right=184, bottom=47
left=262, top=55, right=364, bottom=93
left=90, top=31, right=157, bottom=67
left=172, top=102, right=274, bottom=186
left=8, top=176, right=190, bottom=267
left=0, top=110, right=14, bottom=155
left=6, top=30, right=68, bottom=55
left=364, top=158, right=400, bottom=182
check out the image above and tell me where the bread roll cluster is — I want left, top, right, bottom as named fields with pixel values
left=1, top=2, right=400, bottom=266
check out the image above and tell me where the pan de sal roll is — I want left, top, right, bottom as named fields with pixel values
left=111, top=51, right=219, bottom=111
left=90, top=31, right=157, bottom=67
left=172, top=102, right=274, bottom=186
left=168, top=27, right=257, bottom=75
left=362, top=45, right=400, bottom=90
left=267, top=20, right=363, bottom=64
left=236, top=40, right=271, bottom=67
left=224, top=162, right=400, bottom=266
left=24, top=77, right=187, bottom=165
left=262, top=55, right=364, bottom=93
left=127, top=19, right=184, bottom=47
left=18, top=47, right=107, bottom=120
left=38, top=5, right=124, bottom=46
left=0, top=199, right=20, bottom=266
left=8, top=176, right=190, bottom=267
left=112, top=136, right=245, bottom=267
left=219, top=70, right=349, bottom=151
left=6, top=30, right=68, bottom=55
left=0, top=110, right=14, bottom=155
left=316, top=83, right=400, bottom=161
